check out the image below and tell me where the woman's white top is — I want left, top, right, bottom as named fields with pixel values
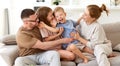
left=77, top=20, right=111, bottom=49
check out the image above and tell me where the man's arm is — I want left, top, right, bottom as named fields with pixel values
left=77, top=13, right=84, bottom=25
left=32, top=38, right=73, bottom=50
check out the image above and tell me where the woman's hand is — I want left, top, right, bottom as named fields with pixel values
left=70, top=31, right=81, bottom=40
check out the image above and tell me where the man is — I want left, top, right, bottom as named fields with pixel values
left=14, top=9, right=73, bottom=66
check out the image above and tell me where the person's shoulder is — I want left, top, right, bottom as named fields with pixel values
left=16, top=26, right=27, bottom=40
left=93, top=22, right=103, bottom=30
left=67, top=19, right=75, bottom=22
left=17, top=26, right=24, bottom=34
left=94, top=22, right=102, bottom=27
left=67, top=19, right=76, bottom=24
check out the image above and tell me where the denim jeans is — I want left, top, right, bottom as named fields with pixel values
left=15, top=50, right=61, bottom=66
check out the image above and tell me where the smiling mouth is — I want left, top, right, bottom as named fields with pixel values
left=59, top=19, right=63, bottom=22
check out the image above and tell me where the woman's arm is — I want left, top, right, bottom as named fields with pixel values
left=70, top=32, right=88, bottom=45
left=77, top=13, right=84, bottom=25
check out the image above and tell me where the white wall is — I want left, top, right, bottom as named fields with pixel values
left=98, top=8, right=120, bottom=24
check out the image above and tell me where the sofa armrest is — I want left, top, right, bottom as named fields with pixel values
left=0, top=45, right=18, bottom=66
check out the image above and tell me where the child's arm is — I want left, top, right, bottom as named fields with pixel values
left=77, top=13, right=84, bottom=25
left=70, top=32, right=87, bottom=44
left=44, top=28, right=64, bottom=41
left=40, top=22, right=60, bottom=33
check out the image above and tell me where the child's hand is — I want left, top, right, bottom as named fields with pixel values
left=58, top=27, right=64, bottom=35
left=70, top=32, right=80, bottom=40
left=61, top=38, right=74, bottom=44
left=77, top=13, right=84, bottom=24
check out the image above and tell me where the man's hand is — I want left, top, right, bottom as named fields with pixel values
left=60, top=38, right=73, bottom=44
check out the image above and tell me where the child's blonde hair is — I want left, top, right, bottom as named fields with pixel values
left=54, top=7, right=65, bottom=15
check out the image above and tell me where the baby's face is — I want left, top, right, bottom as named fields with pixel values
left=54, top=11, right=66, bottom=23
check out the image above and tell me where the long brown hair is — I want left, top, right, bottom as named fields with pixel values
left=87, top=4, right=109, bottom=19
left=36, top=6, right=52, bottom=26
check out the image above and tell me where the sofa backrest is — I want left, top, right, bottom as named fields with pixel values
left=102, top=22, right=120, bottom=48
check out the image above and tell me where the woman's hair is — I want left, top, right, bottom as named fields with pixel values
left=36, top=6, right=52, bottom=26
left=87, top=4, right=109, bottom=19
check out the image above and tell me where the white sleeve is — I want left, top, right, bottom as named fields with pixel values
left=86, top=25, right=107, bottom=49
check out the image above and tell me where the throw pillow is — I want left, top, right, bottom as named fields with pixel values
left=113, top=44, right=120, bottom=51
left=1, top=34, right=16, bottom=45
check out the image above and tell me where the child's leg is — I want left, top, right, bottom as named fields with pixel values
left=82, top=47, right=94, bottom=54
left=66, top=44, right=88, bottom=63
left=108, top=52, right=116, bottom=58
left=57, top=49, right=75, bottom=61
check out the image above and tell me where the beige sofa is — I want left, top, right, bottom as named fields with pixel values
left=0, top=22, right=120, bottom=66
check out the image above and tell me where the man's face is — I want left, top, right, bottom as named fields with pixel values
left=54, top=11, right=66, bottom=23
left=23, top=14, right=38, bottom=30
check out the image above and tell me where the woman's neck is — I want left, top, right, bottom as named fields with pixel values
left=86, top=19, right=96, bottom=25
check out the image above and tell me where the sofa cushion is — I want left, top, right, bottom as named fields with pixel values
left=1, top=34, right=16, bottom=45
left=75, top=53, right=95, bottom=63
left=24, top=61, right=76, bottom=66
left=77, top=51, right=120, bottom=66
left=0, top=45, right=18, bottom=66
left=102, top=22, right=120, bottom=48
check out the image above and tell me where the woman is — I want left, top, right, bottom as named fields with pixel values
left=36, top=6, right=75, bottom=61
left=73, top=4, right=114, bottom=66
